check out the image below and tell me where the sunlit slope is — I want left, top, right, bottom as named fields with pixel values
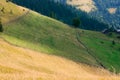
left=3, top=10, right=120, bottom=73
left=1, top=0, right=120, bottom=73
left=0, top=0, right=28, bottom=23
left=0, top=39, right=119, bottom=80
left=3, top=11, right=98, bottom=66
left=76, top=30, right=120, bottom=73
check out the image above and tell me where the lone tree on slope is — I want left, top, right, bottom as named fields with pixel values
left=72, top=17, right=80, bottom=28
left=112, top=40, right=115, bottom=45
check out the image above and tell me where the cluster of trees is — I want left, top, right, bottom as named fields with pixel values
left=72, top=17, right=80, bottom=28
left=11, top=0, right=108, bottom=31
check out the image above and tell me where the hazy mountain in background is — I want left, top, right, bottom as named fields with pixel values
left=55, top=0, right=120, bottom=29
left=91, top=0, right=120, bottom=29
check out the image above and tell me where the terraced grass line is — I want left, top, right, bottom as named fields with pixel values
left=76, top=30, right=106, bottom=69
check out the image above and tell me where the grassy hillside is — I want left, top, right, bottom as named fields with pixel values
left=0, top=38, right=120, bottom=80
left=2, top=9, right=120, bottom=73
left=3, top=11, right=98, bottom=66
left=1, top=0, right=120, bottom=74
left=0, top=0, right=28, bottom=24
left=76, top=30, right=120, bottom=73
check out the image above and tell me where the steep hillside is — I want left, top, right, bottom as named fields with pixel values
left=0, top=0, right=120, bottom=77
left=3, top=11, right=98, bottom=66
left=0, top=0, right=28, bottom=24
left=58, top=0, right=120, bottom=29
left=2, top=9, right=120, bottom=73
left=0, top=39, right=120, bottom=80
left=11, top=0, right=108, bottom=31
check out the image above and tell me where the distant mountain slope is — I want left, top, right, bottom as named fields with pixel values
left=91, top=0, right=120, bottom=29
left=57, top=0, right=120, bottom=29
left=67, top=0, right=97, bottom=12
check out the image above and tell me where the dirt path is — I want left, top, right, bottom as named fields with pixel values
left=76, top=30, right=106, bottom=69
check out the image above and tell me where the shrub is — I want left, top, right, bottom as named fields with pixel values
left=112, top=40, right=115, bottom=45
left=0, top=20, right=3, bottom=32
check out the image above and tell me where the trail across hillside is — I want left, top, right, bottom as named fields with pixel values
left=76, top=30, right=106, bottom=68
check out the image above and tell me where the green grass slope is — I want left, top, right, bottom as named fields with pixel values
left=2, top=10, right=120, bottom=73
left=1, top=0, right=120, bottom=73
left=78, top=31, right=120, bottom=73
left=2, top=11, right=98, bottom=66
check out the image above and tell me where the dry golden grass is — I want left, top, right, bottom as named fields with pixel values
left=67, top=0, right=97, bottom=12
left=0, top=0, right=28, bottom=24
left=0, top=38, right=119, bottom=80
